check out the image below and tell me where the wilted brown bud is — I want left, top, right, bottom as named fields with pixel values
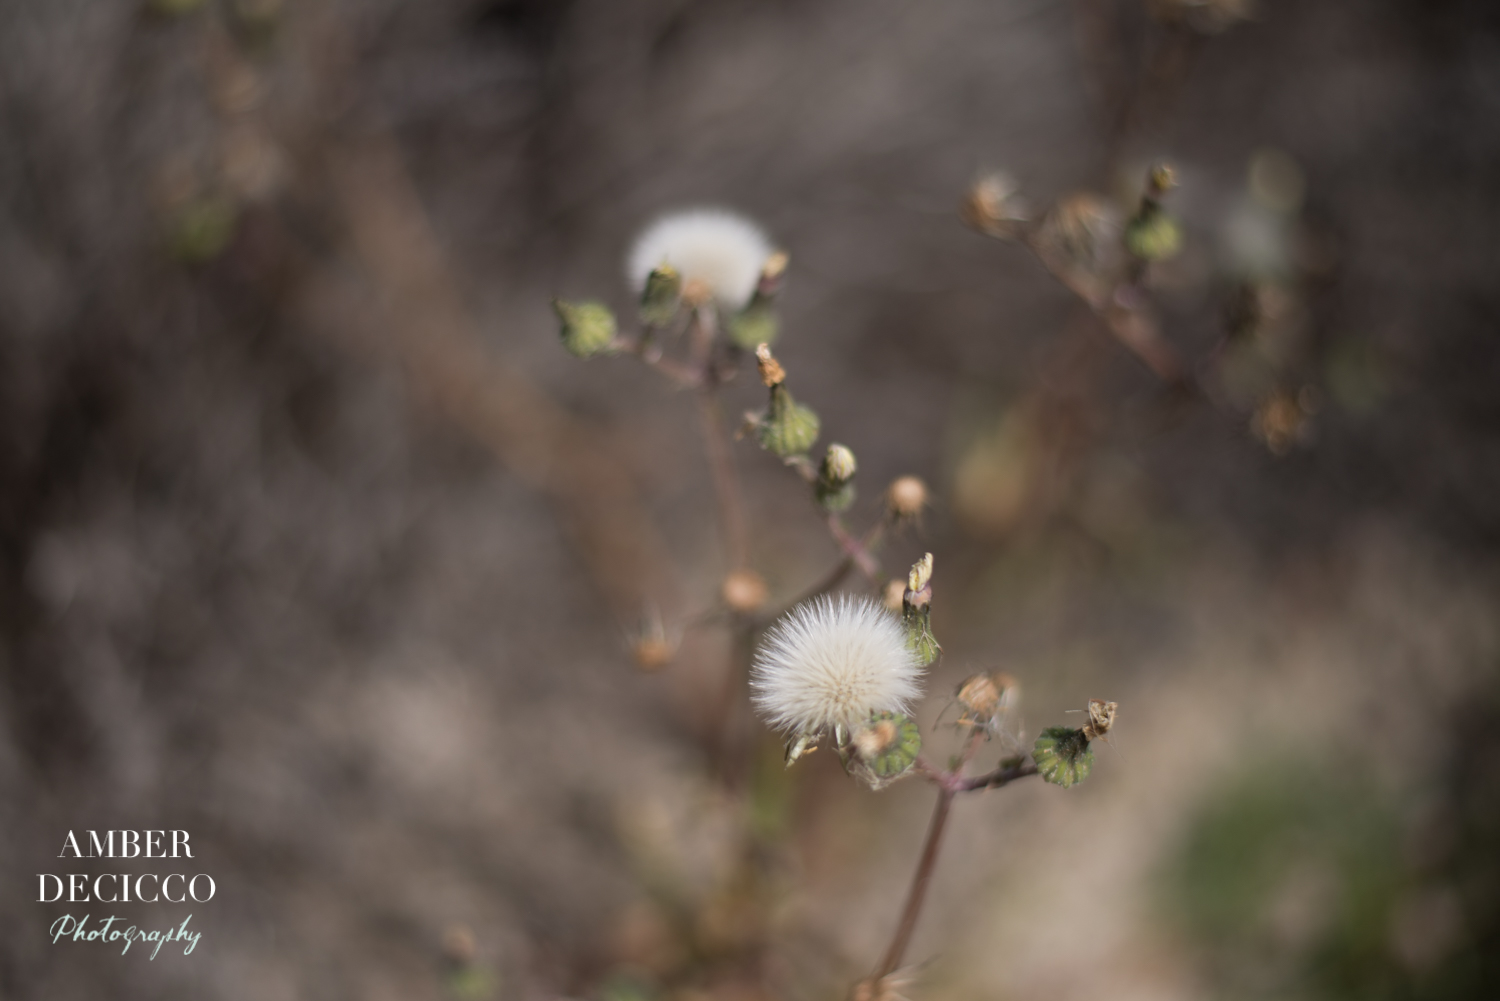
left=886, top=476, right=929, bottom=519
left=853, top=717, right=901, bottom=761
left=1082, top=698, right=1118, bottom=740
left=955, top=671, right=1019, bottom=733
left=957, top=674, right=1001, bottom=719
left=755, top=343, right=786, bottom=387
left=722, top=569, right=769, bottom=613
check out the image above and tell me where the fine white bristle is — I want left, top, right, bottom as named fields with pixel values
left=626, top=209, right=773, bottom=310
left=750, top=593, right=925, bottom=737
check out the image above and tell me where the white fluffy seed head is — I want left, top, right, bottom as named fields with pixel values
left=750, top=594, right=925, bottom=737
left=627, top=209, right=773, bottom=310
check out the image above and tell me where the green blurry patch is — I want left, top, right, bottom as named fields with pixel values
left=1161, top=742, right=1495, bottom=1001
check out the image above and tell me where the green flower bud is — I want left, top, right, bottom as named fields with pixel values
left=1125, top=211, right=1183, bottom=261
left=816, top=443, right=857, bottom=512
left=552, top=299, right=617, bottom=358
left=849, top=712, right=922, bottom=789
left=639, top=264, right=682, bottom=326
left=821, top=443, right=857, bottom=484
left=1033, top=726, right=1094, bottom=788
left=901, top=553, right=939, bottom=666
left=757, top=384, right=820, bottom=457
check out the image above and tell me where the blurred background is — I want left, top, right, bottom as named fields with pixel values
left=2, top=0, right=1498, bottom=998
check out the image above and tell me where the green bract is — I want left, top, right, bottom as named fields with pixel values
left=1033, top=726, right=1095, bottom=788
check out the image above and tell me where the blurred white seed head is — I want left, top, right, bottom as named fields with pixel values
left=627, top=209, right=774, bottom=310
left=751, top=594, right=925, bottom=737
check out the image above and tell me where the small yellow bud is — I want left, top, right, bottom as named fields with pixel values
left=721, top=569, right=769, bottom=614
left=761, top=250, right=789, bottom=283
left=902, top=554, right=939, bottom=665
left=907, top=552, right=933, bottom=593
left=886, top=475, right=928, bottom=519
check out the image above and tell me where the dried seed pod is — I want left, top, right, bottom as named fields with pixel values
left=1082, top=698, right=1118, bottom=740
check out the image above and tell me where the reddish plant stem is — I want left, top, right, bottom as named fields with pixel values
left=759, top=516, right=889, bottom=626
left=698, top=390, right=750, bottom=571
left=876, top=786, right=954, bottom=979
left=828, top=513, right=880, bottom=581
left=687, top=308, right=751, bottom=573
left=875, top=752, right=1039, bottom=980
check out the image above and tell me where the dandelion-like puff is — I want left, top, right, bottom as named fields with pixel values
left=751, top=593, right=925, bottom=738
left=627, top=209, right=773, bottom=311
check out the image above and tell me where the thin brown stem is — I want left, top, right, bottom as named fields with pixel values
left=876, top=787, right=954, bottom=979
left=758, top=515, right=891, bottom=625
left=688, top=309, right=751, bottom=572
left=955, top=725, right=988, bottom=771
left=698, top=390, right=750, bottom=571
left=957, top=758, right=1039, bottom=792
left=828, top=514, right=880, bottom=582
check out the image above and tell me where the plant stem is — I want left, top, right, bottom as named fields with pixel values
left=876, top=786, right=954, bottom=979
left=698, top=389, right=750, bottom=570
left=828, top=513, right=880, bottom=581
left=689, top=308, right=751, bottom=572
